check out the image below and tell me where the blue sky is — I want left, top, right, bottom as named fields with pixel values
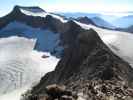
left=0, top=0, right=133, bottom=16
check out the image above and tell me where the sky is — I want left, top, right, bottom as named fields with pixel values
left=0, top=0, right=133, bottom=16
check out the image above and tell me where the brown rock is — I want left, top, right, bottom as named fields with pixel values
left=45, top=84, right=66, bottom=98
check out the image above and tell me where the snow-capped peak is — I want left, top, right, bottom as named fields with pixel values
left=14, top=5, right=67, bottom=23
left=16, top=5, right=46, bottom=13
left=19, top=6, right=47, bottom=17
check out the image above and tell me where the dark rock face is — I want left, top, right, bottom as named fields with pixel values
left=29, top=29, right=133, bottom=97
left=61, top=21, right=84, bottom=45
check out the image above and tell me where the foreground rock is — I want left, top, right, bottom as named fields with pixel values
left=22, top=84, right=77, bottom=100
left=22, top=81, right=133, bottom=100
left=22, top=29, right=133, bottom=100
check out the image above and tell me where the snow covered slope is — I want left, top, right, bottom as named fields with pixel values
left=75, top=21, right=133, bottom=67
left=0, top=36, right=59, bottom=99
left=0, top=87, right=28, bottom=100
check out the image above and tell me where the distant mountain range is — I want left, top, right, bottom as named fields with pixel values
left=91, top=17, right=115, bottom=29
left=60, top=12, right=133, bottom=29
left=76, top=16, right=115, bottom=29
left=76, top=16, right=96, bottom=26
left=112, top=15, right=133, bottom=28
left=60, top=12, right=118, bottom=22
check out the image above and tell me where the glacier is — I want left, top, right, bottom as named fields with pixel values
left=0, top=36, right=59, bottom=100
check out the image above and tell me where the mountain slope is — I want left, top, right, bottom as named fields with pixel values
left=75, top=21, right=133, bottom=67
left=26, top=28, right=133, bottom=100
left=1, top=6, right=133, bottom=100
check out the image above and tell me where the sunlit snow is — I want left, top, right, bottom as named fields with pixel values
left=0, top=87, right=28, bottom=100
left=0, top=36, right=59, bottom=100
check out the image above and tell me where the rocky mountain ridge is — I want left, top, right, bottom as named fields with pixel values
left=23, top=29, right=133, bottom=100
